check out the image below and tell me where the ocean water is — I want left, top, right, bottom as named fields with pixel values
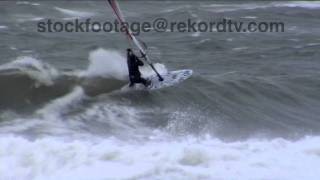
left=1, top=1, right=320, bottom=179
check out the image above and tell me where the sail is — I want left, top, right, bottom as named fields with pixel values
left=107, top=0, right=147, bottom=56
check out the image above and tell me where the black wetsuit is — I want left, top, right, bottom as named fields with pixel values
left=127, top=51, right=149, bottom=87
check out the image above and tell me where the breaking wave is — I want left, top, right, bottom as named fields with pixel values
left=0, top=49, right=168, bottom=110
left=1, top=135, right=320, bottom=180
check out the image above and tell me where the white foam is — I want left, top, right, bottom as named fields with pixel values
left=79, top=48, right=128, bottom=80
left=199, top=38, right=211, bottom=44
left=190, top=12, right=198, bottom=18
left=232, top=47, right=249, bottom=51
left=0, top=87, right=87, bottom=137
left=274, top=1, right=320, bottom=9
left=191, top=32, right=201, bottom=37
left=69, top=102, right=151, bottom=138
left=29, top=17, right=44, bottom=21
left=54, top=7, right=94, bottom=18
left=14, top=14, right=44, bottom=22
left=203, top=2, right=320, bottom=13
left=242, top=16, right=257, bottom=19
left=37, top=87, right=85, bottom=118
left=202, top=4, right=268, bottom=12
left=0, top=57, right=59, bottom=86
left=161, top=5, right=191, bottom=13
left=0, top=135, right=320, bottom=179
left=0, top=25, right=8, bottom=29
left=227, top=38, right=233, bottom=42
left=80, top=48, right=167, bottom=81
left=307, top=43, right=320, bottom=46
left=16, top=1, right=40, bottom=6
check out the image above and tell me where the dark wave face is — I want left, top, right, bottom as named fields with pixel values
left=0, top=68, right=126, bottom=111
left=0, top=1, right=320, bottom=179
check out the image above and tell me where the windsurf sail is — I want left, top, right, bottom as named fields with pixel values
left=107, top=0, right=163, bottom=81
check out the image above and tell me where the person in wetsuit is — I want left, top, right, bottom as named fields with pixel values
left=127, top=48, right=150, bottom=87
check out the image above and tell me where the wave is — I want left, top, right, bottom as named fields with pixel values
left=54, top=7, right=94, bottom=18
left=0, top=92, right=153, bottom=139
left=0, top=135, right=319, bottom=180
left=1, top=55, right=320, bottom=139
left=0, top=57, right=59, bottom=86
left=36, top=86, right=86, bottom=118
left=0, top=49, right=168, bottom=111
left=161, top=5, right=192, bottom=13
left=0, top=52, right=120, bottom=110
left=78, top=48, right=128, bottom=80
left=16, top=1, right=40, bottom=6
left=0, top=57, right=73, bottom=110
left=203, top=1, right=320, bottom=13
left=275, top=1, right=320, bottom=9
left=0, top=49, right=319, bottom=139
left=156, top=74, right=320, bottom=139
left=0, top=25, right=8, bottom=29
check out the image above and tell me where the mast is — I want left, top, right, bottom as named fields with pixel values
left=107, top=0, right=164, bottom=81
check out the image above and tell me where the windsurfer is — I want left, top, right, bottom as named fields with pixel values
left=127, top=48, right=150, bottom=87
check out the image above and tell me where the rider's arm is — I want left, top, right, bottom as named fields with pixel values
left=136, top=57, right=144, bottom=66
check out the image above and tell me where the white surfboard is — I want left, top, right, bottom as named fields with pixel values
left=146, top=69, right=193, bottom=90
left=120, top=69, right=192, bottom=92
